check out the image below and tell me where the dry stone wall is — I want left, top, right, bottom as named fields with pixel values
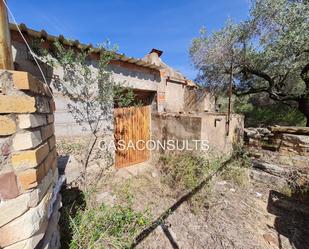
left=0, top=70, right=61, bottom=249
left=245, top=126, right=309, bottom=168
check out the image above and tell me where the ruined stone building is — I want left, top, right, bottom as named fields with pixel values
left=9, top=23, right=244, bottom=166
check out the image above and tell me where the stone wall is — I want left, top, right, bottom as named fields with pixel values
left=0, top=70, right=61, bottom=249
left=245, top=126, right=309, bottom=168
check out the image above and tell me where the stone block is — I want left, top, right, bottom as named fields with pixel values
left=49, top=100, right=56, bottom=113
left=18, top=114, right=47, bottom=129
left=35, top=97, right=50, bottom=113
left=11, top=71, right=51, bottom=97
left=46, top=114, right=54, bottom=124
left=282, top=133, right=309, bottom=145
left=0, top=172, right=19, bottom=200
left=0, top=191, right=52, bottom=247
left=48, top=135, right=56, bottom=150
left=41, top=124, right=54, bottom=141
left=28, top=170, right=57, bottom=208
left=38, top=196, right=61, bottom=249
left=0, top=95, right=36, bottom=113
left=12, top=130, right=42, bottom=151
left=43, top=148, right=57, bottom=173
left=3, top=229, right=46, bottom=249
left=0, top=115, right=16, bottom=136
left=51, top=157, right=58, bottom=173
left=11, top=143, right=49, bottom=169
left=17, top=163, right=46, bottom=190
left=0, top=192, right=31, bottom=227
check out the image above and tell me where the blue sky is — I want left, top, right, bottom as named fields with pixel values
left=8, top=0, right=250, bottom=79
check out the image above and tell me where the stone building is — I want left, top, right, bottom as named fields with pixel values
left=9, top=23, right=244, bottom=167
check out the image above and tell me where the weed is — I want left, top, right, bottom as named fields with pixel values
left=57, top=138, right=84, bottom=155
left=280, top=185, right=293, bottom=197
left=68, top=192, right=151, bottom=249
left=220, top=144, right=251, bottom=186
left=221, top=166, right=249, bottom=186
left=158, top=152, right=223, bottom=193
left=231, top=143, right=251, bottom=168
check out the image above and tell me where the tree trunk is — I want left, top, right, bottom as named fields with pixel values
left=298, top=96, right=309, bottom=127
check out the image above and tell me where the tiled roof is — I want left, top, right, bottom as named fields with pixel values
left=9, top=23, right=162, bottom=71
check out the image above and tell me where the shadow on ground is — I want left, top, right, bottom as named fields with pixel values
left=57, top=155, right=86, bottom=249
left=131, top=157, right=232, bottom=248
left=267, top=190, right=309, bottom=249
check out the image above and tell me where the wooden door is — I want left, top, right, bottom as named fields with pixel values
left=114, top=105, right=150, bottom=168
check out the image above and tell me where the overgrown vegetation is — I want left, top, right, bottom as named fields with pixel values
left=56, top=138, right=84, bottom=156
left=37, top=41, right=137, bottom=186
left=158, top=152, right=224, bottom=192
left=61, top=189, right=150, bottom=249
left=220, top=144, right=251, bottom=186
left=217, top=94, right=306, bottom=127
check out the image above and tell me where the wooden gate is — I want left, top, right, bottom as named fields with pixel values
left=114, top=105, right=150, bottom=168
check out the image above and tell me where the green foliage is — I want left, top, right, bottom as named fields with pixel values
left=69, top=195, right=150, bottom=249
left=233, top=96, right=306, bottom=127
left=159, top=152, right=223, bottom=191
left=221, top=144, right=251, bottom=186
left=190, top=0, right=309, bottom=124
left=113, top=85, right=135, bottom=108
left=41, top=41, right=136, bottom=135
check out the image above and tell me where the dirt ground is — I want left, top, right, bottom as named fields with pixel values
left=95, top=162, right=309, bottom=249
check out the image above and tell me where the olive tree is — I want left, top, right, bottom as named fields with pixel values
left=190, top=0, right=309, bottom=126
left=40, top=41, right=134, bottom=183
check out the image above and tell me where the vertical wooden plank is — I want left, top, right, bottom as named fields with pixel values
left=0, top=1, right=13, bottom=70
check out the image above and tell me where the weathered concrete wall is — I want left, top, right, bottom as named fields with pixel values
left=164, top=82, right=185, bottom=112
left=201, top=113, right=244, bottom=153
left=151, top=112, right=244, bottom=154
left=0, top=70, right=61, bottom=249
left=11, top=40, right=160, bottom=137
left=184, top=88, right=216, bottom=113
left=152, top=113, right=201, bottom=141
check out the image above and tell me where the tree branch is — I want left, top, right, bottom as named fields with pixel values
left=301, top=62, right=309, bottom=88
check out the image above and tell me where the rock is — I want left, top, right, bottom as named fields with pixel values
left=0, top=172, right=19, bottom=200
left=263, top=233, right=279, bottom=247
left=257, top=128, right=271, bottom=135
left=0, top=192, right=31, bottom=227
left=252, top=160, right=290, bottom=177
left=0, top=191, right=52, bottom=247
left=96, top=191, right=116, bottom=207
left=281, top=134, right=309, bottom=146
left=249, top=169, right=287, bottom=189
left=63, top=155, right=82, bottom=184
left=270, top=126, right=309, bottom=135
left=269, top=191, right=309, bottom=215
left=216, top=181, right=227, bottom=186
left=4, top=228, right=46, bottom=249
left=255, top=192, right=262, bottom=198
left=38, top=195, right=61, bottom=249
left=29, top=169, right=58, bottom=208
left=151, top=172, right=158, bottom=178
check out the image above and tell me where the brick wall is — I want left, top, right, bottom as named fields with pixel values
left=0, top=70, right=61, bottom=249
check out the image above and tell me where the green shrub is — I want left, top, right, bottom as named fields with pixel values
left=221, top=166, right=249, bottom=186
left=233, top=97, right=306, bottom=127
left=220, top=144, right=251, bottom=186
left=159, top=152, right=222, bottom=191
left=69, top=196, right=150, bottom=249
